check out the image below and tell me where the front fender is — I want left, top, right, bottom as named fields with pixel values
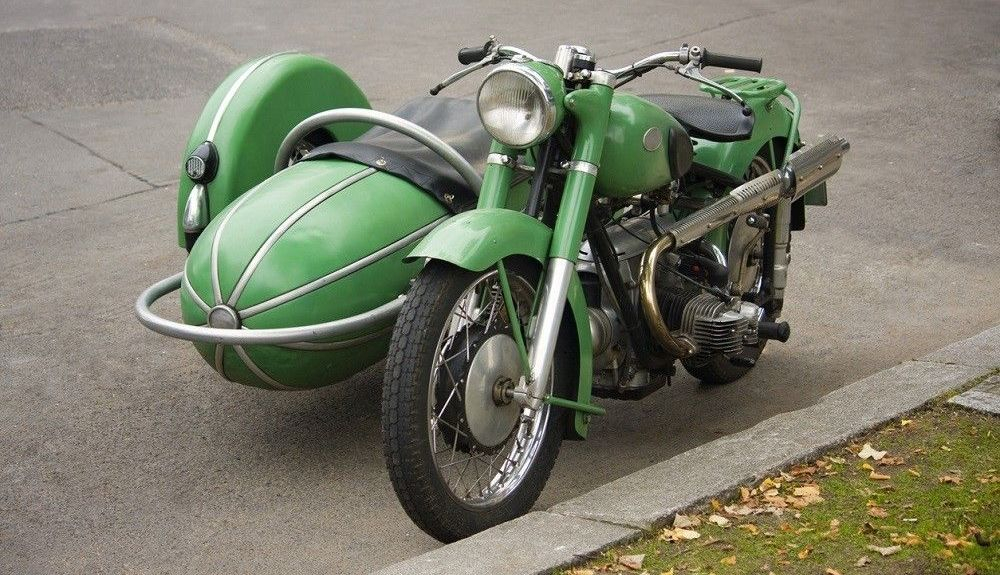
left=406, top=208, right=551, bottom=270
left=409, top=208, right=594, bottom=439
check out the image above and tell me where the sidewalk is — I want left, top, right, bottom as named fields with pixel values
left=373, top=325, right=999, bottom=575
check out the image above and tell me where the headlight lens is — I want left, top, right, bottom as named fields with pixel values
left=477, top=64, right=560, bottom=148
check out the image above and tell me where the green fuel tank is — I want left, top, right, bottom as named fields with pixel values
left=180, top=159, right=449, bottom=390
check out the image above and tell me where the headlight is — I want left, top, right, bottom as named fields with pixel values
left=477, top=63, right=563, bottom=148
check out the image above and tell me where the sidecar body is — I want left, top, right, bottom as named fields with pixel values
left=139, top=52, right=505, bottom=389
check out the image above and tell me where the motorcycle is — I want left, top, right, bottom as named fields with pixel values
left=136, top=37, right=848, bottom=542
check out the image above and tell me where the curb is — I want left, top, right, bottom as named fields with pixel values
left=373, top=325, right=999, bottom=575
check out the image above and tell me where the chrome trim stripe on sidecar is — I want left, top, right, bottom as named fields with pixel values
left=135, top=273, right=405, bottom=345
left=226, top=167, right=376, bottom=307
left=233, top=345, right=296, bottom=390
left=238, top=215, right=447, bottom=319
left=206, top=52, right=294, bottom=142
left=210, top=184, right=263, bottom=305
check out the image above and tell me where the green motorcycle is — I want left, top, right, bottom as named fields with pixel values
left=136, top=38, right=848, bottom=542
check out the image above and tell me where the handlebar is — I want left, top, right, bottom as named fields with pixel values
left=458, top=42, right=491, bottom=65
left=700, top=49, right=762, bottom=73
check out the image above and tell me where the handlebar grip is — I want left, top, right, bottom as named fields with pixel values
left=700, top=49, right=763, bottom=73
left=458, top=43, right=490, bottom=65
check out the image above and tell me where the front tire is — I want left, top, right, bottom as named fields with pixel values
left=381, top=260, right=569, bottom=542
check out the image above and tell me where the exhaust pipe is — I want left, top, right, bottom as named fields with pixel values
left=639, top=135, right=849, bottom=358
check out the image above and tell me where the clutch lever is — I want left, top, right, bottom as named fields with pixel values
left=676, top=45, right=748, bottom=110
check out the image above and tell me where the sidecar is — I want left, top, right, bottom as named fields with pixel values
left=137, top=52, right=511, bottom=389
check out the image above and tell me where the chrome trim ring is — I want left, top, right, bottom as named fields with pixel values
left=486, top=153, right=512, bottom=166
left=565, top=160, right=599, bottom=177
left=477, top=63, right=558, bottom=149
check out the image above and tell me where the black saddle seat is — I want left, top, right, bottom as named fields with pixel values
left=640, top=94, right=754, bottom=142
left=302, top=97, right=491, bottom=212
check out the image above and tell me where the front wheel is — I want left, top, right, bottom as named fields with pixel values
left=381, top=260, right=569, bottom=542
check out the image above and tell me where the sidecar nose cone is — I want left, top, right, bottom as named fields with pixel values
left=207, top=305, right=241, bottom=330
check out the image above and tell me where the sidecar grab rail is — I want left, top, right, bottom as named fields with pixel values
left=275, top=108, right=483, bottom=193
left=135, top=272, right=403, bottom=345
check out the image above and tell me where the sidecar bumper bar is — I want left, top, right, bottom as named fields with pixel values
left=135, top=272, right=402, bottom=345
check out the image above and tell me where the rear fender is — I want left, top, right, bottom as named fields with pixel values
left=177, top=53, right=371, bottom=247
left=408, top=209, right=595, bottom=439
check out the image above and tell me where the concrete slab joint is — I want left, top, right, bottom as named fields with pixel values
left=375, top=325, right=999, bottom=575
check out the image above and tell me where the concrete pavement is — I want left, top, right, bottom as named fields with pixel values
left=2, top=1, right=998, bottom=573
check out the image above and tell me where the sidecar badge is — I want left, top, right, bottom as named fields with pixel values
left=642, top=127, right=662, bottom=152
left=207, top=305, right=241, bottom=330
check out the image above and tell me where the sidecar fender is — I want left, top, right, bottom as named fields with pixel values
left=408, top=208, right=595, bottom=440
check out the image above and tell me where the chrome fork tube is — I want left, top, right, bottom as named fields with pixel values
left=515, top=257, right=574, bottom=410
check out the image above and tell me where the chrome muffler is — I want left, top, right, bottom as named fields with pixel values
left=639, top=135, right=850, bottom=358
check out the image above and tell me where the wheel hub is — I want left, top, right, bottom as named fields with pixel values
left=463, top=334, right=522, bottom=449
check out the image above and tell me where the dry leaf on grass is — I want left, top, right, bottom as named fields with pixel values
left=659, top=527, right=701, bottom=542
left=869, top=471, right=891, bottom=481
left=708, top=514, right=730, bottom=527
left=868, top=506, right=889, bottom=518
left=673, top=513, right=701, bottom=528
left=855, top=555, right=871, bottom=567
left=866, top=544, right=901, bottom=556
left=940, top=445, right=952, bottom=452
left=618, top=554, right=644, bottom=570
left=661, top=569, right=674, bottom=575
left=826, top=569, right=843, bottom=575
left=891, top=532, right=922, bottom=546
left=739, top=523, right=759, bottom=535
left=907, top=468, right=921, bottom=477
left=719, top=555, right=736, bottom=566
left=857, top=443, right=887, bottom=460
left=940, top=533, right=973, bottom=548
left=939, top=475, right=962, bottom=485
left=797, top=545, right=813, bottom=559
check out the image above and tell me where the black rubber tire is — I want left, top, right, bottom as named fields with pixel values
left=381, top=260, right=570, bottom=543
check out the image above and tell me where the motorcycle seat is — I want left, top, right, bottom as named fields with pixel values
left=302, top=97, right=491, bottom=212
left=640, top=94, right=754, bottom=142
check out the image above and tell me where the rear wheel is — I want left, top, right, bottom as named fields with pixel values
left=381, top=260, right=569, bottom=542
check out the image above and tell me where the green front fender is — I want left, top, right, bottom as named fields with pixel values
left=408, top=208, right=595, bottom=439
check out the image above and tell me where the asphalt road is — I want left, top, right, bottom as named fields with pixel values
left=2, top=1, right=998, bottom=573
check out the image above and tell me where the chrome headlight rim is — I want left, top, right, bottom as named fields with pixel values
left=476, top=63, right=560, bottom=149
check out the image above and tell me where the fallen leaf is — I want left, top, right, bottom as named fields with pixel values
left=827, top=456, right=846, bottom=464
left=661, top=569, right=674, bottom=575
left=880, top=456, right=906, bottom=466
left=938, top=549, right=954, bottom=559
left=891, top=532, right=922, bottom=546
left=708, top=514, right=730, bottom=527
left=900, top=419, right=913, bottom=427
left=659, top=527, right=701, bottom=542
left=568, top=569, right=594, bottom=575
left=720, top=555, right=736, bottom=566
left=797, top=545, right=813, bottom=559
left=723, top=504, right=754, bottom=516
left=869, top=471, right=891, bottom=481
left=855, top=555, right=871, bottom=567
left=673, top=513, right=701, bottom=528
left=940, top=445, right=952, bottom=452
left=710, top=498, right=723, bottom=511
left=760, top=477, right=780, bottom=490
left=907, top=468, right=921, bottom=477
left=618, top=553, right=645, bottom=570
left=939, top=475, right=962, bottom=485
left=861, top=462, right=875, bottom=471
left=941, top=533, right=973, bottom=548
left=868, top=506, right=889, bottom=518
left=826, top=569, right=843, bottom=575
left=738, top=523, right=760, bottom=535
left=866, top=544, right=901, bottom=557
left=858, top=443, right=887, bottom=461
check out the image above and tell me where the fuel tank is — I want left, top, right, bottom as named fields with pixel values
left=595, top=93, right=693, bottom=198
left=180, top=159, right=449, bottom=390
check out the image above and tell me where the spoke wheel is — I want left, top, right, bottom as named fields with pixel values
left=382, top=260, right=569, bottom=542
